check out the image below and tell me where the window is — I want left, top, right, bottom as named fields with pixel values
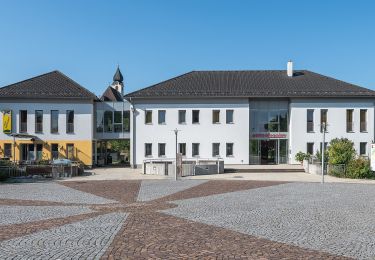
left=104, top=111, right=113, bottom=132
left=212, top=110, right=220, bottom=124
left=212, top=143, right=220, bottom=157
left=192, top=143, right=200, bottom=157
left=20, top=110, right=27, bottom=133
left=226, top=143, right=234, bottom=157
left=307, top=109, right=314, bottom=132
left=320, top=109, right=328, bottom=132
left=307, top=143, right=314, bottom=155
left=114, top=111, right=122, bottom=132
left=158, top=143, right=166, bottom=157
left=66, top=144, right=74, bottom=160
left=35, top=110, right=43, bottom=133
left=178, top=143, right=186, bottom=156
left=51, top=110, right=59, bottom=133
left=4, top=143, right=12, bottom=158
left=346, top=109, right=354, bottom=132
left=226, top=110, right=234, bottom=124
left=66, top=110, right=74, bottom=133
left=145, top=110, right=152, bottom=124
left=360, top=109, right=367, bottom=132
left=178, top=110, right=186, bottom=124
left=158, top=110, right=166, bottom=124
left=360, top=142, right=367, bottom=156
left=36, top=144, right=43, bottom=160
left=51, top=143, right=59, bottom=160
left=123, top=111, right=130, bottom=132
left=250, top=109, right=288, bottom=132
left=96, top=110, right=104, bottom=133
left=192, top=110, right=200, bottom=124
left=145, top=143, right=152, bottom=157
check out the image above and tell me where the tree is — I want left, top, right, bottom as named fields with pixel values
left=327, top=138, right=355, bottom=165
left=108, top=140, right=130, bottom=153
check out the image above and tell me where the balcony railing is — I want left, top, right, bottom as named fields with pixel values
left=346, top=122, right=354, bottom=132
left=20, top=122, right=27, bottom=133
left=35, top=123, right=43, bottom=133
left=307, top=122, right=314, bottom=132
left=360, top=122, right=367, bottom=132
left=66, top=123, right=74, bottom=133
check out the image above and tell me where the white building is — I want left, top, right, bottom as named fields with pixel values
left=1, top=62, right=374, bottom=168
left=125, top=62, right=375, bottom=167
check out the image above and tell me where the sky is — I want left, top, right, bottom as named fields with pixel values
left=0, top=0, right=374, bottom=96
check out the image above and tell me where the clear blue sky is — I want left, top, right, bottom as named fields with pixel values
left=0, top=0, right=374, bottom=96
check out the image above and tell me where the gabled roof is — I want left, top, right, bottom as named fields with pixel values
left=0, top=70, right=97, bottom=100
left=101, top=86, right=124, bottom=101
left=125, top=70, right=375, bottom=98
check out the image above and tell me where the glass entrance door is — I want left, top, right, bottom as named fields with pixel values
left=260, top=140, right=277, bottom=164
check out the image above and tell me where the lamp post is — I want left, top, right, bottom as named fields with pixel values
left=173, top=128, right=180, bottom=181
left=321, top=122, right=326, bottom=184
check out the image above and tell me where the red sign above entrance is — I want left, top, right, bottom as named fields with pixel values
left=251, top=133, right=287, bottom=139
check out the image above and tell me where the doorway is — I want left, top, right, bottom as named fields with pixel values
left=260, top=140, right=277, bottom=164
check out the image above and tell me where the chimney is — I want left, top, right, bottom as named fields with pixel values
left=287, top=60, right=293, bottom=77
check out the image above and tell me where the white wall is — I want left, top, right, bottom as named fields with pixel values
left=131, top=98, right=249, bottom=166
left=289, top=98, right=374, bottom=164
left=0, top=100, right=94, bottom=141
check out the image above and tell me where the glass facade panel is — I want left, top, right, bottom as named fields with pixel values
left=104, top=111, right=113, bottom=132
left=249, top=140, right=260, bottom=164
left=123, top=111, right=130, bottom=132
left=96, top=110, right=104, bottom=132
left=114, top=111, right=122, bottom=132
left=250, top=109, right=288, bottom=133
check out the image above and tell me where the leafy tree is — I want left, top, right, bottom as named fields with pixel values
left=108, top=140, right=130, bottom=153
left=327, top=138, right=355, bottom=165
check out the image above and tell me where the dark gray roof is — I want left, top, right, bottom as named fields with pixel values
left=101, top=86, right=124, bottom=101
left=113, top=67, right=123, bottom=83
left=125, top=70, right=375, bottom=98
left=0, top=70, right=97, bottom=100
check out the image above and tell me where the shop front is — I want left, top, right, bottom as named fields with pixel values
left=249, top=133, right=288, bottom=164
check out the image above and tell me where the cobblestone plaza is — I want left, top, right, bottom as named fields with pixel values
left=0, top=180, right=374, bottom=259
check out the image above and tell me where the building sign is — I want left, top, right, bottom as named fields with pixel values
left=251, top=133, right=288, bottom=139
left=371, top=144, right=375, bottom=171
left=2, top=110, right=12, bottom=134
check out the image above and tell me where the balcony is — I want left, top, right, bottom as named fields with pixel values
left=346, top=122, right=354, bottom=132
left=360, top=122, right=367, bottom=132
left=307, top=122, right=314, bottom=132
left=66, top=123, right=74, bottom=133
left=20, top=122, right=27, bottom=133
left=35, top=123, right=43, bottom=133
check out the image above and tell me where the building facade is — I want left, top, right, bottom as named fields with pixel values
left=1, top=62, right=374, bottom=167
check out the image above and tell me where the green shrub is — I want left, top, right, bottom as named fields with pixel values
left=328, top=138, right=355, bottom=165
left=295, top=152, right=310, bottom=163
left=315, top=150, right=329, bottom=163
left=346, top=157, right=374, bottom=179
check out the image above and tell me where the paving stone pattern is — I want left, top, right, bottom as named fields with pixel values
left=163, top=182, right=375, bottom=259
left=0, top=182, right=116, bottom=204
left=0, top=205, right=92, bottom=226
left=137, top=179, right=207, bottom=202
left=0, top=212, right=128, bottom=260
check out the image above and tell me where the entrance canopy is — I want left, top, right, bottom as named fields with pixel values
left=9, top=133, right=37, bottom=139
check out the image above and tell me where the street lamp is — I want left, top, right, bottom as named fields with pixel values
left=173, top=128, right=180, bottom=181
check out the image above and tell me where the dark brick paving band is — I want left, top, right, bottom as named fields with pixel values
left=0, top=180, right=350, bottom=259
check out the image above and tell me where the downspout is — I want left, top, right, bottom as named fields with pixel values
left=129, top=97, right=137, bottom=168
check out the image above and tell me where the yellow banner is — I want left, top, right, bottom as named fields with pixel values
left=3, top=110, right=12, bottom=134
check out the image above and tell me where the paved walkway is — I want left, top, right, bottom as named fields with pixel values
left=0, top=179, right=374, bottom=258
left=63, top=167, right=375, bottom=184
